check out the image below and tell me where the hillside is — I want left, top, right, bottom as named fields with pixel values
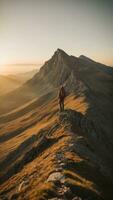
left=0, top=49, right=113, bottom=200
left=0, top=70, right=37, bottom=96
left=8, top=69, right=38, bottom=84
left=0, top=75, right=22, bottom=96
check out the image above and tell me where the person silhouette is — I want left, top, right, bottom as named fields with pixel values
left=58, top=85, right=66, bottom=112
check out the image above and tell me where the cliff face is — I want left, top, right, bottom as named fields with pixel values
left=0, top=49, right=113, bottom=200
left=27, top=49, right=86, bottom=93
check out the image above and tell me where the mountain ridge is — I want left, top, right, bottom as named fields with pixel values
left=0, top=49, right=113, bottom=199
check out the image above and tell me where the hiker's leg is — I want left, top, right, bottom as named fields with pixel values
left=60, top=102, right=62, bottom=112
left=62, top=99, right=64, bottom=111
left=59, top=100, right=62, bottom=112
left=61, top=101, right=64, bottom=111
left=60, top=100, right=64, bottom=112
left=60, top=102, right=63, bottom=111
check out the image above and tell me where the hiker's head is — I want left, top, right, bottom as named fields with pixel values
left=60, top=84, right=64, bottom=89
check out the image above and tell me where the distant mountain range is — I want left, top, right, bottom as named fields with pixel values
left=0, top=69, right=38, bottom=96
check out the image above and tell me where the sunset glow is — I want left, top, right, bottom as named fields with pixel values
left=0, top=0, right=113, bottom=74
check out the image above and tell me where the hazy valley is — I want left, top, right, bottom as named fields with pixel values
left=0, top=69, right=38, bottom=96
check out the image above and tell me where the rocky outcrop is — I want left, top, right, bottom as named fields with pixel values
left=59, top=110, right=113, bottom=180
left=59, top=109, right=96, bottom=134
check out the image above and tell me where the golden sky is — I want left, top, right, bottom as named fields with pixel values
left=0, top=0, right=113, bottom=74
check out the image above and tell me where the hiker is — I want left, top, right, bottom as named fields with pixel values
left=58, top=85, right=66, bottom=112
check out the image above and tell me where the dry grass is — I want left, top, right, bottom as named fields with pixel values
left=0, top=94, right=90, bottom=199
left=64, top=151, right=83, bottom=163
left=64, top=170, right=97, bottom=193
left=31, top=182, right=56, bottom=200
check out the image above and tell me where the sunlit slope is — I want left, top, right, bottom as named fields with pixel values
left=0, top=94, right=87, bottom=161
left=0, top=94, right=113, bottom=200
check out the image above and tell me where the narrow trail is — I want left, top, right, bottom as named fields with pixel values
left=47, top=129, right=81, bottom=200
left=46, top=109, right=100, bottom=200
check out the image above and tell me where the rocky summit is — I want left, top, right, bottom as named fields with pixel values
left=0, top=49, right=113, bottom=200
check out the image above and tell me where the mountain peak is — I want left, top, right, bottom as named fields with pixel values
left=56, top=48, right=66, bottom=53
left=54, top=48, right=69, bottom=57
